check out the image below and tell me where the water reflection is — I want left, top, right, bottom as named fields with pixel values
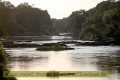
left=96, top=53, right=120, bottom=80
left=8, top=56, right=48, bottom=70
left=5, top=42, right=120, bottom=80
left=5, top=36, right=72, bottom=41
left=96, top=52, right=120, bottom=73
left=6, top=48, right=49, bottom=71
left=68, top=45, right=120, bottom=80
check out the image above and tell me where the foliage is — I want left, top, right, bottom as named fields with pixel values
left=0, top=16, right=8, bottom=36
left=79, top=27, right=102, bottom=40
left=67, top=9, right=87, bottom=37
left=67, top=1, right=120, bottom=40
left=52, top=18, right=68, bottom=33
left=0, top=42, right=16, bottom=80
left=0, top=1, right=56, bottom=36
left=0, top=42, right=7, bottom=66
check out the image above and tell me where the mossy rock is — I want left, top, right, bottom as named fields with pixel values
left=51, top=44, right=65, bottom=50
left=36, top=46, right=51, bottom=51
left=36, top=44, right=65, bottom=51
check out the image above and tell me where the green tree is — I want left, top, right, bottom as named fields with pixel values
left=67, top=9, right=87, bottom=37
left=0, top=1, right=56, bottom=36
left=16, top=3, right=55, bottom=35
left=52, top=18, right=68, bottom=33
left=67, top=1, right=120, bottom=40
left=0, top=14, right=7, bottom=36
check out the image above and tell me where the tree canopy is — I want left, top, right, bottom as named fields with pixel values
left=52, top=18, right=68, bottom=33
left=67, top=1, right=120, bottom=40
left=0, top=1, right=56, bottom=36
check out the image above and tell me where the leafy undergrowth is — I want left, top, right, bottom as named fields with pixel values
left=0, top=42, right=17, bottom=80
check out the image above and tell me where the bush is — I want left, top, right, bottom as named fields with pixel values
left=51, top=44, right=64, bottom=50
left=36, top=46, right=51, bottom=51
left=0, top=42, right=7, bottom=66
left=36, top=44, right=65, bottom=51
left=0, top=42, right=17, bottom=80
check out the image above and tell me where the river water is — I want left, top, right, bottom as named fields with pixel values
left=4, top=36, right=120, bottom=80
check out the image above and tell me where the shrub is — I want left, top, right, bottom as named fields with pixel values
left=36, top=44, right=65, bottom=51
left=0, top=42, right=17, bottom=80
left=51, top=44, right=64, bottom=50
left=36, top=46, right=51, bottom=51
left=0, top=42, right=7, bottom=66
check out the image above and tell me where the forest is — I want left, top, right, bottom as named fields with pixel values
left=0, top=1, right=56, bottom=36
left=0, top=0, right=120, bottom=80
left=52, top=18, right=68, bottom=33
left=66, top=0, right=120, bottom=40
left=0, top=0, right=120, bottom=41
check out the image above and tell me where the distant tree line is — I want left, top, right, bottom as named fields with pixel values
left=52, top=18, right=68, bottom=33
left=0, top=1, right=56, bottom=36
left=66, top=1, right=120, bottom=40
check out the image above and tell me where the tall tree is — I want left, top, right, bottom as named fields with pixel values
left=0, top=1, right=56, bottom=36
left=67, top=1, right=120, bottom=40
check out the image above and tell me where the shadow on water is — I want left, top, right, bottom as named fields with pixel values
left=70, top=53, right=99, bottom=70
left=70, top=51, right=120, bottom=76
left=96, top=51, right=120, bottom=73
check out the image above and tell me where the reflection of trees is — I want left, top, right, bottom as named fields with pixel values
left=71, top=57, right=87, bottom=66
left=96, top=52, right=120, bottom=73
left=70, top=52, right=120, bottom=73
left=70, top=55, right=98, bottom=68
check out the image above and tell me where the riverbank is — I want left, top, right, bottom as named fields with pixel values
left=1, top=38, right=120, bottom=49
left=3, top=36, right=120, bottom=80
left=0, top=42, right=17, bottom=80
left=0, top=36, right=120, bottom=50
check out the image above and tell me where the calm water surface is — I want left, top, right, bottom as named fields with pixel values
left=4, top=36, right=120, bottom=80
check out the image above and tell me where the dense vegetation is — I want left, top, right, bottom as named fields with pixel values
left=0, top=0, right=120, bottom=40
left=67, top=0, right=120, bottom=40
left=52, top=18, right=68, bottom=33
left=36, top=44, right=65, bottom=51
left=0, top=1, right=56, bottom=36
left=0, top=42, right=16, bottom=80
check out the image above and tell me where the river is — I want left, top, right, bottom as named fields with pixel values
left=4, top=36, right=120, bottom=80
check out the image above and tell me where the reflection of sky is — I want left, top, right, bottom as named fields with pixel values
left=5, top=44, right=120, bottom=80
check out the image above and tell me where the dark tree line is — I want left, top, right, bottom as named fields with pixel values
left=67, top=1, right=120, bottom=40
left=52, top=18, right=68, bottom=33
left=0, top=1, right=56, bottom=36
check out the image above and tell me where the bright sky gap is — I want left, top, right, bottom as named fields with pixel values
left=3, top=0, right=105, bottom=19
